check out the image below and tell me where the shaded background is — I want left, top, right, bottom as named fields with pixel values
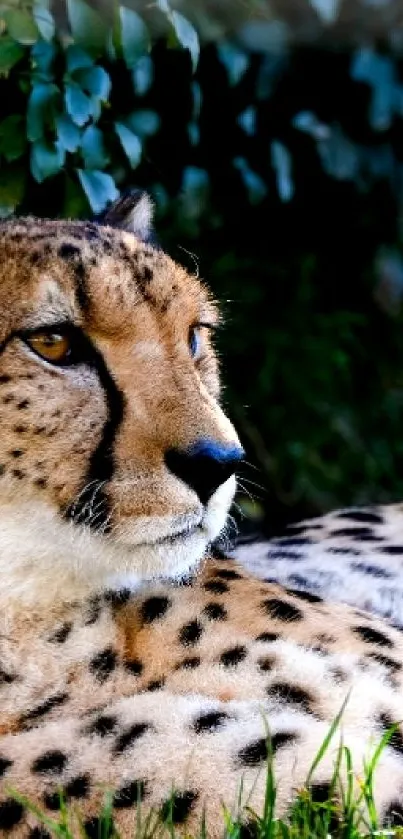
left=2, top=0, right=403, bottom=536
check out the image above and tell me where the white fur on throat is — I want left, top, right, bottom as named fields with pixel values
left=0, top=477, right=235, bottom=616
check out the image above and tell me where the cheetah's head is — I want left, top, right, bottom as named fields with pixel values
left=0, top=193, right=242, bottom=603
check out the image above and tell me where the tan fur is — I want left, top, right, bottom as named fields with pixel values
left=1, top=210, right=403, bottom=837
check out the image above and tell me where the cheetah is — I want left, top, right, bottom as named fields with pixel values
left=1, top=192, right=403, bottom=838
left=233, top=504, right=403, bottom=626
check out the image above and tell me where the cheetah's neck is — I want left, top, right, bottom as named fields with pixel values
left=0, top=500, right=138, bottom=620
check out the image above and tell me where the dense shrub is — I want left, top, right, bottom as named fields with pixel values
left=2, top=0, right=403, bottom=532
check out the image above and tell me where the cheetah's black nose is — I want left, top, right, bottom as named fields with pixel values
left=165, top=441, right=244, bottom=506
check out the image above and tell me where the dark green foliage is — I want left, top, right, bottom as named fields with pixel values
left=2, top=1, right=403, bottom=529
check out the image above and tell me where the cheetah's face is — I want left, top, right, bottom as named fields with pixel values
left=0, top=194, right=242, bottom=584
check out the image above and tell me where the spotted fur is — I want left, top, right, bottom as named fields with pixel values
left=1, top=197, right=403, bottom=837
left=234, top=504, right=403, bottom=627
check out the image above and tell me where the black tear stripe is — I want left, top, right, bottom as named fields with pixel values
left=64, top=336, right=125, bottom=533
left=58, top=243, right=90, bottom=312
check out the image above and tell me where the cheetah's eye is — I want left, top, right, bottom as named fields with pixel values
left=25, top=331, right=72, bottom=365
left=189, top=326, right=201, bottom=360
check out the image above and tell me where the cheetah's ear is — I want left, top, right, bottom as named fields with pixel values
left=98, top=189, right=154, bottom=242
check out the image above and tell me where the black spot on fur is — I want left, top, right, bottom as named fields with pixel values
left=87, top=714, right=118, bottom=737
left=0, top=757, right=12, bottom=777
left=0, top=800, right=24, bottom=829
left=176, top=656, right=201, bottom=670
left=145, top=678, right=165, bottom=691
left=367, top=652, right=401, bottom=672
left=383, top=802, right=403, bottom=827
left=66, top=774, right=90, bottom=798
left=84, top=817, right=114, bottom=839
left=332, top=527, right=381, bottom=542
left=213, top=568, right=242, bottom=580
left=203, top=602, right=228, bottom=621
left=0, top=664, right=14, bottom=684
left=203, top=580, right=229, bottom=594
left=257, top=655, right=276, bottom=671
left=379, top=713, right=403, bottom=755
left=29, top=828, right=52, bottom=839
left=32, top=750, right=67, bottom=774
left=378, top=545, right=403, bottom=555
left=261, top=598, right=303, bottom=622
left=17, top=399, right=29, bottom=409
left=140, top=596, right=171, bottom=623
left=125, top=658, right=143, bottom=676
left=114, top=722, right=151, bottom=754
left=89, top=647, right=117, bottom=682
left=104, top=588, right=131, bottom=608
left=0, top=375, right=11, bottom=384
left=179, top=619, right=203, bottom=646
left=239, top=820, right=259, bottom=839
left=238, top=732, right=296, bottom=766
left=85, top=595, right=102, bottom=625
left=193, top=711, right=230, bottom=733
left=160, top=791, right=198, bottom=824
left=43, top=792, right=62, bottom=811
left=269, top=682, right=315, bottom=713
left=21, top=692, right=68, bottom=724
left=335, top=510, right=383, bottom=524
left=327, top=547, right=361, bottom=556
left=113, top=780, right=148, bottom=807
left=309, top=782, right=332, bottom=803
left=256, top=632, right=280, bottom=643
left=220, top=645, right=247, bottom=666
left=48, top=622, right=72, bottom=643
left=11, top=468, right=24, bottom=479
left=266, top=550, right=304, bottom=560
left=238, top=741, right=268, bottom=766
left=353, top=625, right=393, bottom=648
left=284, top=587, right=323, bottom=603
left=351, top=562, right=393, bottom=579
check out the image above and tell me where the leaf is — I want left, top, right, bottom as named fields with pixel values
left=114, top=122, right=142, bottom=168
left=217, top=42, right=249, bottom=86
left=80, top=124, right=109, bottom=168
left=126, top=109, right=160, bottom=137
left=33, top=4, right=55, bottom=41
left=132, top=55, right=153, bottom=96
left=27, top=82, right=59, bottom=142
left=309, top=0, right=341, bottom=24
left=65, top=81, right=92, bottom=127
left=237, top=106, right=256, bottom=136
left=271, top=141, right=294, bottom=202
left=77, top=169, right=119, bottom=214
left=55, top=113, right=81, bottom=152
left=233, top=157, right=267, bottom=205
left=169, top=11, right=199, bottom=71
left=0, top=114, right=26, bottom=161
left=3, top=9, right=39, bottom=45
left=119, top=6, right=149, bottom=69
left=65, top=44, right=93, bottom=73
left=31, top=41, right=56, bottom=77
left=66, top=0, right=108, bottom=56
left=74, top=66, right=111, bottom=101
left=0, top=164, right=25, bottom=217
left=181, top=166, right=209, bottom=218
left=30, top=139, right=65, bottom=183
left=0, top=35, right=24, bottom=76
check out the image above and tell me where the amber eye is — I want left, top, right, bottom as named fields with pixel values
left=26, top=331, right=71, bottom=365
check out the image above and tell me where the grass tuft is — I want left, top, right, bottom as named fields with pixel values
left=7, top=714, right=403, bottom=838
